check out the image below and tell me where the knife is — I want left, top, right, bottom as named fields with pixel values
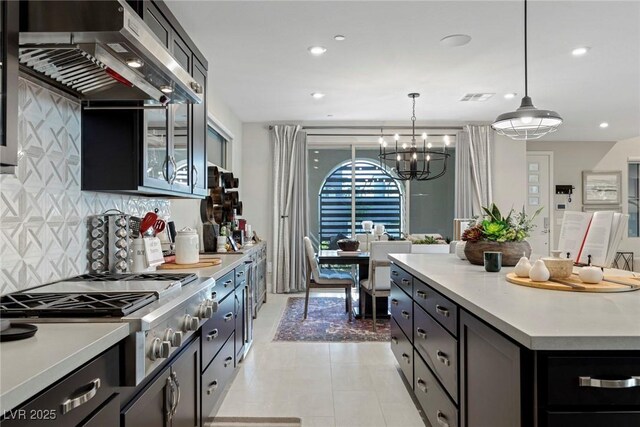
left=547, top=278, right=587, bottom=290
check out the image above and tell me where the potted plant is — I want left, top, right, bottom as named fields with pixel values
left=410, top=235, right=451, bottom=254
left=462, top=204, right=542, bottom=266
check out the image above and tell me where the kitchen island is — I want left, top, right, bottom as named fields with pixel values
left=388, top=254, right=640, bottom=427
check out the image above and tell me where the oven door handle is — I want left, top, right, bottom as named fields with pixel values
left=171, top=370, right=181, bottom=415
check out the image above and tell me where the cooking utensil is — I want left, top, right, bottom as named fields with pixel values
left=152, top=219, right=166, bottom=235
left=211, top=187, right=225, bottom=204
left=129, top=216, right=142, bottom=238
left=140, top=212, right=159, bottom=234
left=208, top=166, right=220, bottom=188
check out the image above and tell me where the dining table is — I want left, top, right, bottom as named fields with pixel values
left=317, top=250, right=390, bottom=319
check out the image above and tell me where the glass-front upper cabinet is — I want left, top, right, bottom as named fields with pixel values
left=142, top=100, right=172, bottom=190
left=0, top=0, right=18, bottom=167
left=170, top=36, right=191, bottom=192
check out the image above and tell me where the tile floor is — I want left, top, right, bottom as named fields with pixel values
left=215, top=292, right=426, bottom=427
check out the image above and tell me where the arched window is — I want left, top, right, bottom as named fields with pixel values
left=318, top=159, right=403, bottom=246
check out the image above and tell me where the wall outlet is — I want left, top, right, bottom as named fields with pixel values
left=267, top=261, right=272, bottom=273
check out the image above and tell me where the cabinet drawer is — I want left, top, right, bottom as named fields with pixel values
left=390, top=264, right=413, bottom=296
left=414, top=302, right=458, bottom=403
left=414, top=278, right=458, bottom=336
left=213, top=271, right=235, bottom=301
left=390, top=318, right=413, bottom=386
left=544, top=411, right=640, bottom=427
left=390, top=282, right=413, bottom=341
left=542, top=355, right=640, bottom=407
left=201, top=333, right=236, bottom=419
left=235, top=267, right=246, bottom=287
left=201, top=292, right=236, bottom=371
left=2, top=346, right=119, bottom=427
left=79, top=393, right=120, bottom=427
left=414, top=350, right=459, bottom=427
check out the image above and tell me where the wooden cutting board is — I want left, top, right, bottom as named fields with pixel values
left=505, top=272, right=640, bottom=293
left=158, top=258, right=222, bottom=270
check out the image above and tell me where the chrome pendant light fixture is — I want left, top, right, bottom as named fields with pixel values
left=378, top=93, right=451, bottom=181
left=492, top=0, right=563, bottom=140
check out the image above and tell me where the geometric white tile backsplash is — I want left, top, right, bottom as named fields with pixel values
left=0, top=78, right=170, bottom=294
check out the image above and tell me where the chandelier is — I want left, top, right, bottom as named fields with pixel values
left=491, top=0, right=563, bottom=140
left=378, top=93, right=451, bottom=181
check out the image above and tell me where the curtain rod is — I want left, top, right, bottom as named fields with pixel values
left=268, top=125, right=464, bottom=131
left=306, top=133, right=456, bottom=138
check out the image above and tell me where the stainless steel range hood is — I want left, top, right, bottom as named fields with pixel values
left=19, top=0, right=203, bottom=104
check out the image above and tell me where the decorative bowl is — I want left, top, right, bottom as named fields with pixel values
left=337, top=239, right=360, bottom=252
left=464, top=240, right=531, bottom=266
left=542, top=257, right=573, bottom=279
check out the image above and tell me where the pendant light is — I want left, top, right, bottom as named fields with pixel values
left=378, top=93, right=451, bottom=181
left=492, top=0, right=563, bottom=140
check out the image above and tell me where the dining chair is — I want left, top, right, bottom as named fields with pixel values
left=359, top=240, right=412, bottom=331
left=303, top=237, right=354, bottom=321
left=355, top=233, right=371, bottom=252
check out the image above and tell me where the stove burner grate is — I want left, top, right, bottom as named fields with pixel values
left=62, top=272, right=197, bottom=284
left=0, top=292, right=158, bottom=318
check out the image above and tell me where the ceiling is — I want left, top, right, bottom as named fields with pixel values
left=166, top=0, right=640, bottom=142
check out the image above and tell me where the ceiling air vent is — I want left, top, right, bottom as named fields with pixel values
left=460, top=93, right=495, bottom=102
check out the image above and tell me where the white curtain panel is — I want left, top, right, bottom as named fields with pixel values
left=271, top=125, right=309, bottom=293
left=467, top=124, right=494, bottom=213
left=454, top=130, right=474, bottom=218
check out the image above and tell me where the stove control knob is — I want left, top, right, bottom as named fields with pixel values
left=206, top=298, right=219, bottom=312
left=148, top=338, right=171, bottom=361
left=198, top=302, right=213, bottom=319
left=182, top=314, right=199, bottom=332
left=172, top=331, right=184, bottom=347
left=163, top=328, right=183, bottom=347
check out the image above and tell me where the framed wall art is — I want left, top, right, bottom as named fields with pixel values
left=582, top=170, right=622, bottom=205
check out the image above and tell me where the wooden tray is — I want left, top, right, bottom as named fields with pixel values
left=158, top=258, right=222, bottom=270
left=505, top=273, right=640, bottom=293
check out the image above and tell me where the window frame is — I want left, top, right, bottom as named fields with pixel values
left=206, top=112, right=233, bottom=169
left=628, top=160, right=640, bottom=238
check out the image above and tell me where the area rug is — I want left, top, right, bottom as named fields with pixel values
left=205, top=417, right=301, bottom=427
left=273, top=297, right=390, bottom=342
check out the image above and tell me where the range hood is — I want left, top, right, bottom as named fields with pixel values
left=19, top=0, right=202, bottom=104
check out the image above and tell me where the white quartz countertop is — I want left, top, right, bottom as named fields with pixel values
left=193, top=242, right=266, bottom=281
left=389, top=254, right=640, bottom=351
left=0, top=322, right=129, bottom=413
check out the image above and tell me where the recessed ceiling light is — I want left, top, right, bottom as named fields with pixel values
left=599, top=122, right=609, bottom=128
left=504, top=93, right=517, bottom=99
left=334, top=35, right=346, bottom=41
left=160, top=85, right=173, bottom=94
left=126, top=58, right=144, bottom=68
left=440, top=34, right=472, bottom=47
left=311, top=92, right=325, bottom=99
left=313, top=166, right=318, bottom=169
left=314, top=150, right=319, bottom=154
left=314, top=158, right=319, bottom=162
left=308, top=46, right=327, bottom=56
left=572, top=46, right=590, bottom=56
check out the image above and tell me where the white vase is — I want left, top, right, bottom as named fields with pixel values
left=455, top=241, right=467, bottom=260
left=514, top=256, right=532, bottom=278
left=529, top=259, right=550, bottom=282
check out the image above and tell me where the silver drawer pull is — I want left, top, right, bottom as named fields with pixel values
left=61, top=378, right=101, bottom=415
left=224, top=356, right=234, bottom=368
left=401, top=310, right=410, bottom=319
left=416, top=378, right=428, bottom=393
left=224, top=280, right=233, bottom=287
left=436, top=351, right=451, bottom=366
left=391, top=299, right=399, bottom=306
left=391, top=336, right=399, bottom=345
left=416, top=328, right=427, bottom=339
left=401, top=278, right=410, bottom=285
left=224, top=312, right=234, bottom=322
left=206, top=380, right=218, bottom=395
left=436, top=410, right=450, bottom=427
left=435, top=305, right=450, bottom=317
left=391, top=271, right=399, bottom=276
left=206, top=329, right=219, bottom=341
left=579, top=376, right=640, bottom=389
left=237, top=271, right=244, bottom=276
left=416, top=290, right=427, bottom=299
left=401, top=353, right=410, bottom=363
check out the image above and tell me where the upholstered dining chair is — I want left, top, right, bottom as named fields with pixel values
left=303, top=236, right=354, bottom=321
left=359, top=240, right=412, bottom=331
